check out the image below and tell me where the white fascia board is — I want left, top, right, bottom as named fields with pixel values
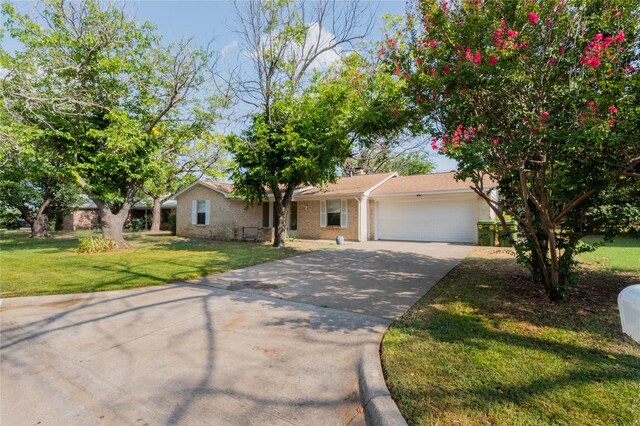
left=292, top=192, right=362, bottom=201
left=362, top=172, right=399, bottom=197
left=173, top=180, right=233, bottom=199
left=370, top=188, right=478, bottom=199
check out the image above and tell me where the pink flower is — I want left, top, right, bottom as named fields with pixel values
left=391, top=109, right=399, bottom=116
left=548, top=57, right=558, bottom=66
left=474, top=51, right=482, bottom=64
left=545, top=18, right=552, bottom=26
left=531, top=127, right=538, bottom=134
left=528, top=12, right=539, bottom=24
left=489, top=55, right=498, bottom=65
left=616, top=32, right=625, bottom=42
left=541, top=112, right=549, bottom=120
left=443, top=65, right=451, bottom=73
left=608, top=105, right=618, bottom=114
left=492, top=139, right=499, bottom=145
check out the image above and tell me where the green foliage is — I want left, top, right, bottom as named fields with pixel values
left=383, top=0, right=640, bottom=299
left=77, top=236, right=117, bottom=253
left=168, top=214, right=177, bottom=235
left=1, top=0, right=221, bottom=241
left=381, top=151, right=434, bottom=175
left=0, top=209, right=21, bottom=229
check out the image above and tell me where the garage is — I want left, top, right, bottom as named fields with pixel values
left=375, top=195, right=479, bottom=243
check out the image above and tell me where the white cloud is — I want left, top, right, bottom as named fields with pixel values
left=221, top=40, right=239, bottom=58
left=302, top=22, right=342, bottom=69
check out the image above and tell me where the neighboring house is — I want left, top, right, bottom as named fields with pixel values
left=62, top=199, right=177, bottom=231
left=174, top=171, right=497, bottom=244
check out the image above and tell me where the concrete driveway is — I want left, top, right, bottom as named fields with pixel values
left=1, top=241, right=472, bottom=425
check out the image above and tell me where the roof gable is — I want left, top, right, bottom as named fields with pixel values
left=370, top=172, right=495, bottom=196
left=295, top=172, right=397, bottom=198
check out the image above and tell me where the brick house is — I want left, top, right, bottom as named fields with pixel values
left=62, top=199, right=177, bottom=231
left=174, top=172, right=497, bottom=244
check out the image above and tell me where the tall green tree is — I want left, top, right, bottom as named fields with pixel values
left=383, top=0, right=640, bottom=299
left=230, top=0, right=411, bottom=247
left=229, top=50, right=410, bottom=247
left=1, top=1, right=219, bottom=246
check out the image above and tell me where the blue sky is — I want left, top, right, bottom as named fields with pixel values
left=4, top=0, right=457, bottom=172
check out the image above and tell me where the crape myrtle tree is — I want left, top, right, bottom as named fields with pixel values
left=1, top=1, right=220, bottom=246
left=229, top=0, right=410, bottom=248
left=382, top=0, right=640, bottom=299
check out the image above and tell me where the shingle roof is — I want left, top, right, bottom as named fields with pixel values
left=370, top=172, right=495, bottom=196
left=295, top=172, right=397, bottom=197
left=200, top=181, right=234, bottom=194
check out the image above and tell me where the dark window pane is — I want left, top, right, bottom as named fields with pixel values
left=289, top=202, right=297, bottom=230
left=327, top=212, right=341, bottom=226
left=197, top=212, right=206, bottom=225
left=262, top=203, right=270, bottom=227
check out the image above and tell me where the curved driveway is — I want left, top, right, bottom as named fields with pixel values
left=1, top=241, right=472, bottom=425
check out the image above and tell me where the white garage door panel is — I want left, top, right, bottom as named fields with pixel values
left=377, top=198, right=477, bottom=243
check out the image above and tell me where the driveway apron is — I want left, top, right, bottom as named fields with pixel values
left=1, top=241, right=472, bottom=425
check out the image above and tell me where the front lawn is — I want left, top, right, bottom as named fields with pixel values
left=382, top=239, right=640, bottom=425
left=0, top=231, right=328, bottom=298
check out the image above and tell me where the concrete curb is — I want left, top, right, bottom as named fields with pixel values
left=358, top=341, right=408, bottom=426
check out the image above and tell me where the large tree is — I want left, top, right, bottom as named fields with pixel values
left=0, top=126, right=81, bottom=237
left=229, top=0, right=412, bottom=247
left=383, top=0, right=639, bottom=299
left=1, top=0, right=218, bottom=246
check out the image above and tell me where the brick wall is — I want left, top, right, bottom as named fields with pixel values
left=62, top=209, right=99, bottom=231
left=296, top=198, right=360, bottom=241
left=176, top=184, right=262, bottom=239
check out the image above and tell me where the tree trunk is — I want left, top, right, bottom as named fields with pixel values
left=29, top=198, right=52, bottom=238
left=150, top=197, right=163, bottom=232
left=31, top=212, right=50, bottom=238
left=274, top=203, right=287, bottom=248
left=272, top=185, right=295, bottom=248
left=94, top=200, right=131, bottom=247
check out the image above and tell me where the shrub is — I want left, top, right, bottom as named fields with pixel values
left=77, top=236, right=117, bottom=253
left=169, top=214, right=176, bottom=235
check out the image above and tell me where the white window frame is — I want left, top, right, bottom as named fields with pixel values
left=192, top=199, right=210, bottom=225
left=320, top=199, right=347, bottom=228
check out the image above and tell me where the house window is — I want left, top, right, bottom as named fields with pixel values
left=191, top=200, right=210, bottom=225
left=289, top=202, right=297, bottom=231
left=262, top=203, right=270, bottom=227
left=326, top=200, right=341, bottom=226
left=196, top=200, right=207, bottom=225
left=321, top=199, right=347, bottom=228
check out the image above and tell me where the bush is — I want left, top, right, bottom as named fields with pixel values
left=77, top=236, right=117, bottom=253
left=169, top=214, right=176, bottom=235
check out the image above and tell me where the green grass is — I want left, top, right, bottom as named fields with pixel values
left=382, top=241, right=640, bottom=426
left=580, top=236, right=640, bottom=272
left=0, top=230, right=329, bottom=298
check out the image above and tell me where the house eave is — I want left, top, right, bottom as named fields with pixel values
left=370, top=188, right=480, bottom=198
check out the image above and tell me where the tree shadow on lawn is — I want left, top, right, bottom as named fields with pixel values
left=392, top=307, right=640, bottom=422
left=442, top=253, right=640, bottom=341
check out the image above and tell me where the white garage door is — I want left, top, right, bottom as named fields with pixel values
left=377, top=197, right=478, bottom=243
